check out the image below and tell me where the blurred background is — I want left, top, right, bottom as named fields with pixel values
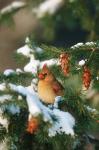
left=0, top=0, right=99, bottom=71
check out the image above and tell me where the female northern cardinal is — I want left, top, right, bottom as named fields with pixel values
left=38, top=64, right=64, bottom=104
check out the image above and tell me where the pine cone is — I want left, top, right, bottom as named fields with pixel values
left=59, top=53, right=70, bottom=76
left=27, top=117, right=39, bottom=134
left=83, top=66, right=91, bottom=89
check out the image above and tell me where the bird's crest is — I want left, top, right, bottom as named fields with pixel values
left=43, top=64, right=47, bottom=69
left=42, top=64, right=49, bottom=71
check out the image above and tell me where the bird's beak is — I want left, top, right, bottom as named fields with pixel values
left=38, top=73, right=45, bottom=79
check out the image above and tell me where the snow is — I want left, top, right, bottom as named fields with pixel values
left=1, top=1, right=26, bottom=15
left=0, top=95, right=12, bottom=103
left=16, top=68, right=23, bottom=73
left=32, top=78, right=38, bottom=85
left=27, top=79, right=38, bottom=93
left=0, top=92, right=19, bottom=129
left=27, top=93, right=45, bottom=117
left=4, top=69, right=15, bottom=76
left=17, top=45, right=33, bottom=57
left=78, top=60, right=85, bottom=66
left=2, top=40, right=98, bottom=137
left=53, top=96, right=62, bottom=108
left=49, top=109, right=75, bottom=136
left=40, top=59, right=58, bottom=68
left=0, top=83, right=6, bottom=91
left=71, top=43, right=83, bottom=49
left=24, top=57, right=40, bottom=74
left=9, top=84, right=53, bottom=122
left=33, top=0, right=63, bottom=18
left=25, top=37, right=43, bottom=54
left=0, top=117, right=8, bottom=130
left=0, top=139, right=8, bottom=150
left=25, top=37, right=30, bottom=44
left=86, top=106, right=97, bottom=113
left=23, top=53, right=58, bottom=73
left=3, top=68, right=24, bottom=76
left=71, top=42, right=96, bottom=49
left=9, top=84, right=75, bottom=136
left=17, top=40, right=58, bottom=74
left=96, top=76, right=99, bottom=80
left=35, top=47, right=43, bottom=53
left=7, top=105, right=20, bottom=114
left=85, top=42, right=96, bottom=46
left=18, top=95, right=23, bottom=100
left=4, top=69, right=23, bottom=76
left=0, top=109, right=8, bottom=130
left=17, top=42, right=58, bottom=74
left=15, top=42, right=76, bottom=136
left=24, top=58, right=58, bottom=74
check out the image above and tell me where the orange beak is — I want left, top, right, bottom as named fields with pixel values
left=38, top=73, right=45, bottom=79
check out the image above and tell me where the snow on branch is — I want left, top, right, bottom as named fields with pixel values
left=17, top=45, right=33, bottom=58
left=33, top=0, right=64, bottom=18
left=17, top=40, right=98, bottom=75
left=71, top=42, right=96, bottom=49
left=9, top=83, right=75, bottom=136
left=4, top=69, right=15, bottom=76
left=17, top=43, right=59, bottom=74
left=0, top=108, right=8, bottom=130
left=0, top=95, right=12, bottom=103
left=24, top=57, right=58, bottom=74
left=0, top=1, right=26, bottom=15
left=0, top=83, right=6, bottom=91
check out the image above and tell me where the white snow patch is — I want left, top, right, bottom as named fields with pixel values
left=0, top=138, right=8, bottom=150
left=4, top=69, right=15, bottom=76
left=24, top=56, right=58, bottom=74
left=18, top=95, right=23, bottom=100
left=71, top=42, right=96, bottom=49
left=86, top=106, right=97, bottom=113
left=40, top=59, right=58, bottom=68
left=24, top=57, right=40, bottom=73
left=0, top=95, right=12, bottom=103
left=0, top=83, right=6, bottom=91
left=85, top=42, right=96, bottom=46
left=0, top=115, right=8, bottom=130
left=26, top=83, right=37, bottom=94
left=78, top=60, right=85, bottom=66
left=25, top=37, right=30, bottom=44
left=49, top=109, right=75, bottom=136
left=1, top=1, right=26, bottom=15
left=17, top=45, right=33, bottom=57
left=27, top=79, right=38, bottom=93
left=17, top=42, right=58, bottom=74
left=71, top=43, right=84, bottom=49
left=35, top=47, right=43, bottom=53
left=7, top=105, right=20, bottom=114
left=54, top=96, right=62, bottom=108
left=33, top=0, right=63, bottom=18
left=25, top=37, right=43, bottom=53
left=32, top=78, right=38, bottom=85
left=16, top=68, right=23, bottom=73
left=32, top=78, right=38, bottom=92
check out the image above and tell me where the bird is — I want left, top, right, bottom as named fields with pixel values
left=38, top=64, right=64, bottom=104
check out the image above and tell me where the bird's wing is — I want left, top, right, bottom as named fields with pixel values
left=53, top=80, right=64, bottom=94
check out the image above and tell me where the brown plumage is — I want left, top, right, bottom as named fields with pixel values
left=38, top=64, right=64, bottom=104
